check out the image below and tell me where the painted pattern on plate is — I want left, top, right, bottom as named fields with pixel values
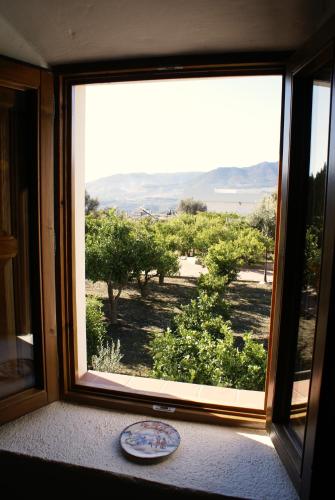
left=120, top=420, right=180, bottom=459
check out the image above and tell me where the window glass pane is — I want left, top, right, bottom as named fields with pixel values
left=289, top=66, right=331, bottom=444
left=0, top=87, right=38, bottom=399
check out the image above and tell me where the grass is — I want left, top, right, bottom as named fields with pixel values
left=86, top=275, right=273, bottom=377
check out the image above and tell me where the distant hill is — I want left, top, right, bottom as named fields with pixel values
left=86, top=161, right=278, bottom=215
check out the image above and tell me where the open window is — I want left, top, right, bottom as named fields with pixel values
left=267, top=43, right=335, bottom=497
left=0, top=58, right=58, bottom=424
left=56, top=41, right=335, bottom=496
left=57, top=64, right=285, bottom=424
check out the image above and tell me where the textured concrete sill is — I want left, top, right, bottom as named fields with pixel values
left=0, top=401, right=298, bottom=500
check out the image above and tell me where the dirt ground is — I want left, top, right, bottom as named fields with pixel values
left=86, top=271, right=273, bottom=377
left=225, top=281, right=272, bottom=346
left=86, top=277, right=198, bottom=377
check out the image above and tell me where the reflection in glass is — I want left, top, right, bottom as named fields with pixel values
left=0, top=87, right=37, bottom=399
left=289, top=68, right=331, bottom=445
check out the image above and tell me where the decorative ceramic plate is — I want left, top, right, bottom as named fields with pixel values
left=120, top=420, right=181, bottom=461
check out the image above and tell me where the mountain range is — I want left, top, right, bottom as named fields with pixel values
left=85, top=161, right=278, bottom=215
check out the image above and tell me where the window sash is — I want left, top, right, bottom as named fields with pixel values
left=56, top=58, right=285, bottom=425
left=0, top=58, right=58, bottom=425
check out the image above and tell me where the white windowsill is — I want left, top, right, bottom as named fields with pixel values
left=0, top=401, right=298, bottom=499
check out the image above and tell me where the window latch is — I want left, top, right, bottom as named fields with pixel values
left=153, top=404, right=176, bottom=413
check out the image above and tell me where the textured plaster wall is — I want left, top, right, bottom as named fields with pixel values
left=0, top=402, right=298, bottom=499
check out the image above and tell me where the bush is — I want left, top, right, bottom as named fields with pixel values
left=91, top=339, right=123, bottom=373
left=150, top=292, right=266, bottom=390
left=205, top=240, right=242, bottom=283
left=197, top=273, right=228, bottom=296
left=172, top=291, right=231, bottom=335
left=86, top=296, right=107, bottom=365
left=231, top=334, right=267, bottom=390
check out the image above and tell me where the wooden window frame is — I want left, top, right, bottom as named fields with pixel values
left=266, top=17, right=335, bottom=497
left=0, top=57, right=58, bottom=425
left=55, top=55, right=286, bottom=426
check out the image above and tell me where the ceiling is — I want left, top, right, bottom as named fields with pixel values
left=0, top=0, right=334, bottom=68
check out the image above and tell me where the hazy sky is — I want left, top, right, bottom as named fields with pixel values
left=82, top=75, right=283, bottom=182
left=309, top=82, right=331, bottom=177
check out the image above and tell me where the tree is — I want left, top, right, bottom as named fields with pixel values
left=249, top=193, right=277, bottom=282
left=156, top=249, right=180, bottom=284
left=249, top=193, right=277, bottom=240
left=205, top=228, right=265, bottom=283
left=205, top=240, right=243, bottom=283
left=85, top=209, right=136, bottom=324
left=178, top=197, right=207, bottom=215
left=153, top=222, right=180, bottom=283
left=133, top=219, right=180, bottom=294
left=85, top=190, right=99, bottom=215
left=133, top=219, right=161, bottom=297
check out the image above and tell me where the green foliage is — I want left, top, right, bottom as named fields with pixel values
left=172, top=291, right=231, bottom=334
left=197, top=273, right=228, bottom=296
left=232, top=334, right=267, bottom=390
left=150, top=292, right=266, bottom=390
left=154, top=211, right=243, bottom=258
left=85, top=209, right=136, bottom=322
left=193, top=213, right=233, bottom=256
left=133, top=218, right=160, bottom=293
left=249, top=193, right=277, bottom=240
left=85, top=190, right=99, bottom=215
left=171, top=213, right=197, bottom=256
left=133, top=218, right=180, bottom=293
left=178, top=198, right=207, bottom=215
left=233, top=227, right=267, bottom=265
left=205, top=240, right=243, bottom=283
left=156, top=249, right=180, bottom=283
left=205, top=227, right=266, bottom=283
left=91, top=339, right=123, bottom=373
left=86, top=296, right=107, bottom=364
left=86, top=209, right=135, bottom=286
left=304, top=225, right=321, bottom=290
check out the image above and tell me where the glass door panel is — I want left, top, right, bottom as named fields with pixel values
left=289, top=64, right=332, bottom=445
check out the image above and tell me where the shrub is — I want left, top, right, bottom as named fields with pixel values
left=172, top=291, right=231, bottom=335
left=86, top=296, right=107, bottom=365
left=205, top=240, right=242, bottom=283
left=150, top=292, right=266, bottom=390
left=197, top=273, right=228, bottom=296
left=91, top=339, right=123, bottom=373
left=205, top=228, right=266, bottom=283
left=232, top=334, right=267, bottom=390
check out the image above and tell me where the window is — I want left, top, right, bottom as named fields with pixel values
left=58, top=64, right=284, bottom=424
left=289, top=65, right=331, bottom=446
left=0, top=85, right=39, bottom=400
left=56, top=47, right=335, bottom=498
left=0, top=58, right=58, bottom=424
left=267, top=44, right=335, bottom=496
